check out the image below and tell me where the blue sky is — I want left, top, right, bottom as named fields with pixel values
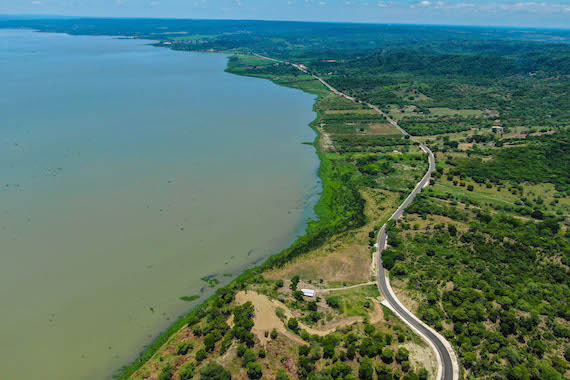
left=2, top=0, right=570, bottom=28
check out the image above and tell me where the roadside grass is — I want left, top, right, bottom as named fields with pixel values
left=376, top=162, right=426, bottom=193
left=400, top=213, right=470, bottom=232
left=325, top=285, right=380, bottom=318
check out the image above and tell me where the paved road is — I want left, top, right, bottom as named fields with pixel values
left=253, top=54, right=457, bottom=379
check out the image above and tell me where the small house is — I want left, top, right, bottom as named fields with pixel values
left=491, top=126, right=503, bottom=134
left=301, top=289, right=316, bottom=298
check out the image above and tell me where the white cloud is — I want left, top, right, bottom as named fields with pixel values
left=377, top=1, right=386, bottom=7
left=319, top=1, right=327, bottom=5
left=31, top=0, right=41, bottom=4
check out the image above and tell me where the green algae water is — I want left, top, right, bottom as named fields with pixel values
left=0, top=29, right=320, bottom=379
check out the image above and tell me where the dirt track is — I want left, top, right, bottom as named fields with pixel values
left=235, top=291, right=384, bottom=344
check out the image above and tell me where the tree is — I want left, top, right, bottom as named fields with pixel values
left=195, top=349, right=207, bottom=362
left=242, top=349, right=257, bottom=367
left=294, top=290, right=305, bottom=301
left=331, top=361, right=353, bottom=378
left=276, top=368, right=290, bottom=380
left=199, top=363, right=232, bottom=380
left=359, top=357, right=374, bottom=380
left=246, top=362, right=263, bottom=379
left=270, top=328, right=278, bottom=340
left=298, top=355, right=314, bottom=378
left=347, top=344, right=357, bottom=360
left=323, top=343, right=335, bottom=359
left=376, top=364, right=391, bottom=380
left=159, top=365, right=173, bottom=380
left=396, top=348, right=410, bottom=363
left=290, top=275, right=300, bottom=291
left=178, top=362, right=195, bottom=380
left=507, top=365, right=530, bottom=380
left=177, top=341, right=192, bottom=355
left=403, top=373, right=419, bottom=380
left=326, top=296, right=341, bottom=309
left=204, top=333, right=216, bottom=351
left=381, top=348, right=394, bottom=363
left=288, top=317, right=299, bottom=332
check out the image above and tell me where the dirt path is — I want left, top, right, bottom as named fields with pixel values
left=320, top=281, right=376, bottom=293
left=235, top=291, right=384, bottom=343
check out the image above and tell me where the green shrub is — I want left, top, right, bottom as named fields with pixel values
left=242, top=349, right=257, bottom=367
left=276, top=367, right=290, bottom=380
left=199, top=363, right=232, bottom=380
left=287, top=317, right=299, bottom=331
left=381, top=348, right=394, bottom=364
left=195, top=349, right=207, bottom=362
left=359, top=357, right=374, bottom=380
left=177, top=341, right=193, bottom=355
left=247, top=362, right=263, bottom=379
left=270, top=328, right=278, bottom=339
left=178, top=362, right=195, bottom=380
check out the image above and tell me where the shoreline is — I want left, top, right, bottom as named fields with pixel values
left=112, top=52, right=331, bottom=379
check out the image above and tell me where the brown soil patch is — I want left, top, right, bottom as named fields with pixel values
left=235, top=291, right=308, bottom=346
left=458, top=142, right=473, bottom=151
left=234, top=291, right=385, bottom=342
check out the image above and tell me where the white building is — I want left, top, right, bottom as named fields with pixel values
left=301, top=289, right=316, bottom=297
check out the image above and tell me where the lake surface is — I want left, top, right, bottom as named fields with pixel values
left=0, top=29, right=319, bottom=380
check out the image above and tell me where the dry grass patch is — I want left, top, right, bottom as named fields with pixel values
left=389, top=278, right=422, bottom=314
left=363, top=123, right=399, bottom=135
left=402, top=342, right=437, bottom=378
left=266, top=244, right=371, bottom=284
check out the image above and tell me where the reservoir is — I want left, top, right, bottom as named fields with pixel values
left=0, top=29, right=320, bottom=379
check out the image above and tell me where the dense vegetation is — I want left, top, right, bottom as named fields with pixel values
left=448, top=131, right=570, bottom=191
left=385, top=128, right=570, bottom=379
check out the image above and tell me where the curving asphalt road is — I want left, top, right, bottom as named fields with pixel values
left=252, top=54, right=457, bottom=379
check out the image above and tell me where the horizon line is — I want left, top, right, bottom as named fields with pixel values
left=2, top=14, right=570, bottom=32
